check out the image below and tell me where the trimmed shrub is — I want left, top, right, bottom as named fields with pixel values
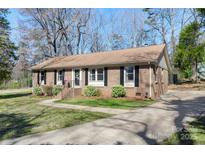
left=84, top=86, right=100, bottom=97
left=52, top=85, right=63, bottom=96
left=33, top=86, right=43, bottom=96
left=112, top=85, right=126, bottom=97
left=41, top=85, right=53, bottom=96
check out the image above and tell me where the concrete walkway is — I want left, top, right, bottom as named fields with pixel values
left=1, top=90, right=205, bottom=145
left=38, top=99, right=132, bottom=114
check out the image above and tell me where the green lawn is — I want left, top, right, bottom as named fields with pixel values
left=161, top=116, right=205, bottom=145
left=0, top=90, right=110, bottom=141
left=56, top=98, right=155, bottom=109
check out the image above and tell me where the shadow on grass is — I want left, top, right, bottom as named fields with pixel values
left=191, top=116, right=205, bottom=130
left=176, top=127, right=194, bottom=145
left=0, top=93, right=32, bottom=99
left=0, top=113, right=35, bottom=141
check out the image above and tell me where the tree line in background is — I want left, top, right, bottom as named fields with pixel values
left=1, top=8, right=205, bottom=88
left=174, top=9, right=205, bottom=81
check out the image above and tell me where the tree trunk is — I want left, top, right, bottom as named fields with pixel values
left=196, top=58, right=198, bottom=82
left=191, top=58, right=198, bottom=83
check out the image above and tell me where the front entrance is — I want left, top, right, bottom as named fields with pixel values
left=73, top=69, right=81, bottom=87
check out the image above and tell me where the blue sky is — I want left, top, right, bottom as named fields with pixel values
left=7, top=9, right=21, bottom=44
left=7, top=8, right=145, bottom=45
left=7, top=8, right=161, bottom=47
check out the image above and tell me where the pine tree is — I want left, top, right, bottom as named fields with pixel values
left=0, top=9, right=17, bottom=84
left=174, top=21, right=205, bottom=81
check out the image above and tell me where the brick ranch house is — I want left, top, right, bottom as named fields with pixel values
left=31, top=44, right=172, bottom=99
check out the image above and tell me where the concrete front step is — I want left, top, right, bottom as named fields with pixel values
left=55, top=88, right=82, bottom=99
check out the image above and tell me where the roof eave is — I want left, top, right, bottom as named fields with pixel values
left=31, top=60, right=158, bottom=71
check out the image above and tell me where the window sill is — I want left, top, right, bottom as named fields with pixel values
left=124, top=86, right=135, bottom=88
left=88, top=81, right=104, bottom=87
left=124, top=82, right=134, bottom=88
left=73, top=87, right=81, bottom=89
left=57, top=81, right=63, bottom=85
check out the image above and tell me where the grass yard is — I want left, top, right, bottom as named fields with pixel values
left=56, top=98, right=155, bottom=109
left=0, top=89, right=110, bottom=141
left=161, top=116, right=205, bottom=145
left=0, top=88, right=32, bottom=99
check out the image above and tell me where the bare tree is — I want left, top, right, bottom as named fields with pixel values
left=143, top=8, right=194, bottom=62
left=123, top=9, right=147, bottom=47
left=19, top=8, right=92, bottom=57
left=22, top=9, right=63, bottom=56
left=144, top=9, right=168, bottom=44
left=88, top=9, right=107, bottom=52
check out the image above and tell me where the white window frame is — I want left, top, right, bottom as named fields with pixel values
left=124, top=66, right=135, bottom=87
left=89, top=69, right=96, bottom=82
left=40, top=71, right=45, bottom=85
left=88, top=68, right=104, bottom=87
left=97, top=68, right=104, bottom=81
left=72, top=68, right=82, bottom=88
left=56, top=70, right=63, bottom=85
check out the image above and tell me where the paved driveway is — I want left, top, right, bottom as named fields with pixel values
left=1, top=90, right=205, bottom=145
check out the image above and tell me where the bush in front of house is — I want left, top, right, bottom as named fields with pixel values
left=41, top=85, right=53, bottom=96
left=52, top=85, right=63, bottom=96
left=112, top=85, right=126, bottom=97
left=84, top=86, right=100, bottom=97
left=33, top=86, right=43, bottom=96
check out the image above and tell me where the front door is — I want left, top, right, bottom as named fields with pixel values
left=74, top=69, right=80, bottom=87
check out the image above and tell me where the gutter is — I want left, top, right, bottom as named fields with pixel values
left=149, top=62, right=152, bottom=98
left=31, top=61, right=158, bottom=71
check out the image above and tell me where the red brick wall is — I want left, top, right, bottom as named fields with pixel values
left=46, top=71, right=54, bottom=86
left=32, top=64, right=168, bottom=99
left=81, top=66, right=150, bottom=98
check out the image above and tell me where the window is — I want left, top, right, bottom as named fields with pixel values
left=58, top=70, right=63, bottom=81
left=90, top=69, right=96, bottom=81
left=74, top=69, right=80, bottom=86
left=97, top=68, right=104, bottom=81
left=124, top=66, right=135, bottom=87
left=72, top=69, right=81, bottom=87
left=56, top=70, right=64, bottom=85
left=88, top=68, right=104, bottom=86
left=125, top=66, right=134, bottom=82
left=40, top=71, right=46, bottom=85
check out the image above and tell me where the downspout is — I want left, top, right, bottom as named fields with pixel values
left=149, top=62, right=152, bottom=98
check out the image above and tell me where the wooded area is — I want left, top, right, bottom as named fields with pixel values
left=1, top=8, right=205, bottom=89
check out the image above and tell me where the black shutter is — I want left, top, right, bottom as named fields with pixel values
left=62, top=69, right=65, bottom=85
left=120, top=66, right=124, bottom=86
left=85, top=68, right=88, bottom=85
left=135, top=66, right=139, bottom=87
left=44, top=71, right=47, bottom=85
left=37, top=71, right=40, bottom=85
left=104, top=67, right=108, bottom=86
left=54, top=70, right=57, bottom=85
